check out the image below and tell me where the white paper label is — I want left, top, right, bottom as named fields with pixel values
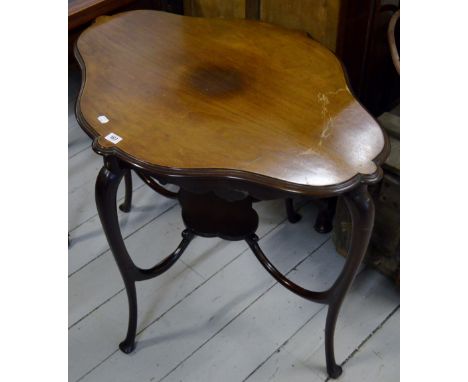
left=97, top=115, right=109, bottom=124
left=104, top=133, right=123, bottom=144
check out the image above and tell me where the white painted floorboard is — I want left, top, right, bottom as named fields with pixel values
left=242, top=270, right=399, bottom=382
left=68, top=69, right=92, bottom=158
left=338, top=310, right=400, bottom=382
left=69, top=66, right=400, bottom=382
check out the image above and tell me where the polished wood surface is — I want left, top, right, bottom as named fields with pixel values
left=76, top=10, right=388, bottom=195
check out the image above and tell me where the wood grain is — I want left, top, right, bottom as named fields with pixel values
left=76, top=10, right=387, bottom=195
left=260, top=0, right=341, bottom=51
left=184, top=0, right=246, bottom=18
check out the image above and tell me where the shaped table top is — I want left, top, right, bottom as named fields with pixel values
left=75, top=10, right=388, bottom=196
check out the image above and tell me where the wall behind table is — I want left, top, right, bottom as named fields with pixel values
left=184, top=0, right=341, bottom=52
left=184, top=0, right=247, bottom=19
left=260, top=0, right=340, bottom=52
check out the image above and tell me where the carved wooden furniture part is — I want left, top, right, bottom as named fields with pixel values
left=75, top=10, right=389, bottom=379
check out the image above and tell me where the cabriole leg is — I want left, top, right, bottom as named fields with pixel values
left=119, top=169, right=133, bottom=212
left=95, top=162, right=138, bottom=353
left=325, top=185, right=374, bottom=378
left=95, top=159, right=194, bottom=354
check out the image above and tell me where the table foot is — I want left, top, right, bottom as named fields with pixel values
left=119, top=169, right=133, bottom=212
left=119, top=340, right=136, bottom=354
left=314, top=197, right=337, bottom=234
left=327, top=364, right=343, bottom=379
left=285, top=198, right=301, bottom=223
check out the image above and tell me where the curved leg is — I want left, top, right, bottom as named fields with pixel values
left=96, top=163, right=139, bottom=352
left=314, top=197, right=337, bottom=234
left=285, top=198, right=301, bottom=223
left=95, top=159, right=194, bottom=354
left=247, top=186, right=374, bottom=378
left=325, top=185, right=374, bottom=378
left=119, top=279, right=138, bottom=353
left=119, top=169, right=132, bottom=212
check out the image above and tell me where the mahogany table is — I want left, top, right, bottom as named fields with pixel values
left=75, top=10, right=389, bottom=379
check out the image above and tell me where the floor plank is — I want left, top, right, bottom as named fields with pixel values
left=243, top=269, right=400, bottom=382
left=68, top=185, right=176, bottom=275
left=338, top=309, right=400, bottom=382
left=69, top=115, right=92, bottom=159
left=68, top=64, right=91, bottom=158
left=69, top=202, right=181, bottom=327
left=69, top=261, right=203, bottom=381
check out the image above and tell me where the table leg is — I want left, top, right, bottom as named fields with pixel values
left=285, top=198, right=301, bottom=223
left=247, top=185, right=374, bottom=379
left=325, top=185, right=374, bottom=378
left=314, top=197, right=337, bottom=234
left=95, top=164, right=137, bottom=352
left=119, top=169, right=133, bottom=212
left=95, top=160, right=194, bottom=354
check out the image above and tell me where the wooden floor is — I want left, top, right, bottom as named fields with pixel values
left=68, top=67, right=400, bottom=382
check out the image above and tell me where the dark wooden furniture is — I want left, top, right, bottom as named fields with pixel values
left=75, top=10, right=389, bottom=378
left=336, top=0, right=400, bottom=115
left=333, top=5, right=400, bottom=285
